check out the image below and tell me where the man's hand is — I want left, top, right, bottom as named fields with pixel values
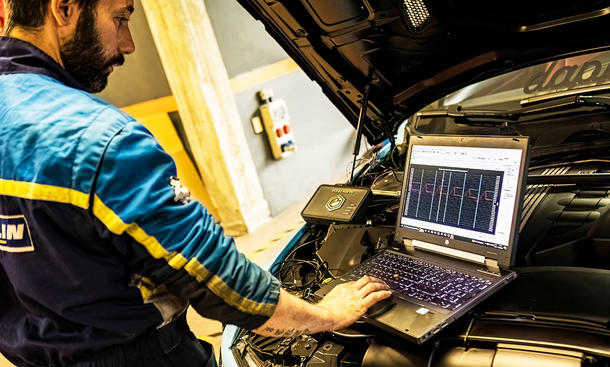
left=317, top=276, right=392, bottom=330
left=253, top=276, right=391, bottom=337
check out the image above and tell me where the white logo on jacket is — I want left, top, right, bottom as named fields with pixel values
left=169, top=177, right=191, bottom=205
left=0, top=215, right=35, bottom=253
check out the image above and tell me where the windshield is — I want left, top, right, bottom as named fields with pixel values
left=414, top=50, right=610, bottom=133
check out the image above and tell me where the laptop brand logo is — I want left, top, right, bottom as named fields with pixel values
left=326, top=195, right=346, bottom=212
left=0, top=215, right=34, bottom=253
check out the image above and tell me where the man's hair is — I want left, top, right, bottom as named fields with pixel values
left=5, top=0, right=98, bottom=33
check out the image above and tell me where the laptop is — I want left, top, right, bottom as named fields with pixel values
left=316, top=134, right=529, bottom=344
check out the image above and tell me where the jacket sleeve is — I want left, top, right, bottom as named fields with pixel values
left=91, top=122, right=280, bottom=330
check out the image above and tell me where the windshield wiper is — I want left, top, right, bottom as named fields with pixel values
left=418, top=95, right=610, bottom=126
left=521, top=84, right=610, bottom=106
left=574, top=95, right=610, bottom=107
left=482, top=311, right=609, bottom=331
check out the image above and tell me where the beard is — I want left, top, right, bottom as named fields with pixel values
left=60, top=6, right=124, bottom=93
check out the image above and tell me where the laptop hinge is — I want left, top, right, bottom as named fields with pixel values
left=485, top=259, right=501, bottom=275
left=403, top=239, right=415, bottom=254
left=406, top=239, right=485, bottom=264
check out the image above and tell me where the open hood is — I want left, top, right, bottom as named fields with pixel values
left=236, top=0, right=610, bottom=143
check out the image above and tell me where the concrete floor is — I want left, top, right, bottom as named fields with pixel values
left=0, top=201, right=305, bottom=366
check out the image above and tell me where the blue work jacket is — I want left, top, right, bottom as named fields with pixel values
left=0, top=36, right=280, bottom=366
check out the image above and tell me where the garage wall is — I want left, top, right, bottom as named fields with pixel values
left=205, top=0, right=289, bottom=78
left=99, top=0, right=171, bottom=107
left=234, top=71, right=357, bottom=216
left=102, top=0, right=358, bottom=217
left=205, top=0, right=358, bottom=215
left=101, top=0, right=287, bottom=106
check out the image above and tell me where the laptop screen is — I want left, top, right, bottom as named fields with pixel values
left=399, top=141, right=524, bottom=252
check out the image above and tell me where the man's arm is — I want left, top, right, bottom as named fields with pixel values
left=92, top=121, right=390, bottom=332
left=254, top=276, right=391, bottom=337
left=92, top=122, right=281, bottom=330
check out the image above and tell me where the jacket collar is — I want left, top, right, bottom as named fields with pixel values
left=0, top=36, right=87, bottom=91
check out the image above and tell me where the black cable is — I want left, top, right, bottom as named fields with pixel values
left=427, top=340, right=441, bottom=367
left=276, top=262, right=328, bottom=292
left=368, top=199, right=399, bottom=207
left=390, top=144, right=400, bottom=169
left=330, top=329, right=376, bottom=339
left=270, top=235, right=330, bottom=293
left=363, top=164, right=401, bottom=188
left=270, top=236, right=323, bottom=274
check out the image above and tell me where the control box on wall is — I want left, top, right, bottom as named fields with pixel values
left=252, top=88, right=296, bottom=160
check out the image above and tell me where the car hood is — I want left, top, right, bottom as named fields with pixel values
left=236, top=0, right=610, bottom=143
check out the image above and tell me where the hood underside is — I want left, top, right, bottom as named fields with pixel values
left=237, top=0, right=610, bottom=143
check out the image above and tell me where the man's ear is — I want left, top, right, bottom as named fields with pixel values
left=50, top=0, right=79, bottom=27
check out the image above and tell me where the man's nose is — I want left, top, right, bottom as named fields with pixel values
left=119, top=28, right=136, bottom=55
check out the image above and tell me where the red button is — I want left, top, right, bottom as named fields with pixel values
left=276, top=128, right=283, bottom=138
left=283, top=125, right=290, bottom=134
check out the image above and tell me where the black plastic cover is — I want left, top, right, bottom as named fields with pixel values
left=302, top=185, right=372, bottom=225
left=236, top=0, right=610, bottom=142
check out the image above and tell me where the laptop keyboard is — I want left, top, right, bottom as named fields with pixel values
left=347, top=251, right=493, bottom=310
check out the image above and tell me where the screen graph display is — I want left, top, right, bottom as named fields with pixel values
left=405, top=165, right=504, bottom=235
left=400, top=145, right=523, bottom=251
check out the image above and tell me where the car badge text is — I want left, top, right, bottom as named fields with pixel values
left=523, top=59, right=610, bottom=94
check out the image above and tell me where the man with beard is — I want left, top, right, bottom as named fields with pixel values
left=0, top=0, right=391, bottom=366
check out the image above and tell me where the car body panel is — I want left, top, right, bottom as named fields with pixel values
left=236, top=0, right=610, bottom=142
left=223, top=1, right=610, bottom=366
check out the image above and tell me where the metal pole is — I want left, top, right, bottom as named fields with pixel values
left=350, top=84, right=371, bottom=185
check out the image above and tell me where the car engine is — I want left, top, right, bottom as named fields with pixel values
left=230, top=121, right=610, bottom=367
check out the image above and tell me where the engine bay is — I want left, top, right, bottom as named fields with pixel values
left=230, top=128, right=610, bottom=367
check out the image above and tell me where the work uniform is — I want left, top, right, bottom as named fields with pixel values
left=0, top=36, right=281, bottom=366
